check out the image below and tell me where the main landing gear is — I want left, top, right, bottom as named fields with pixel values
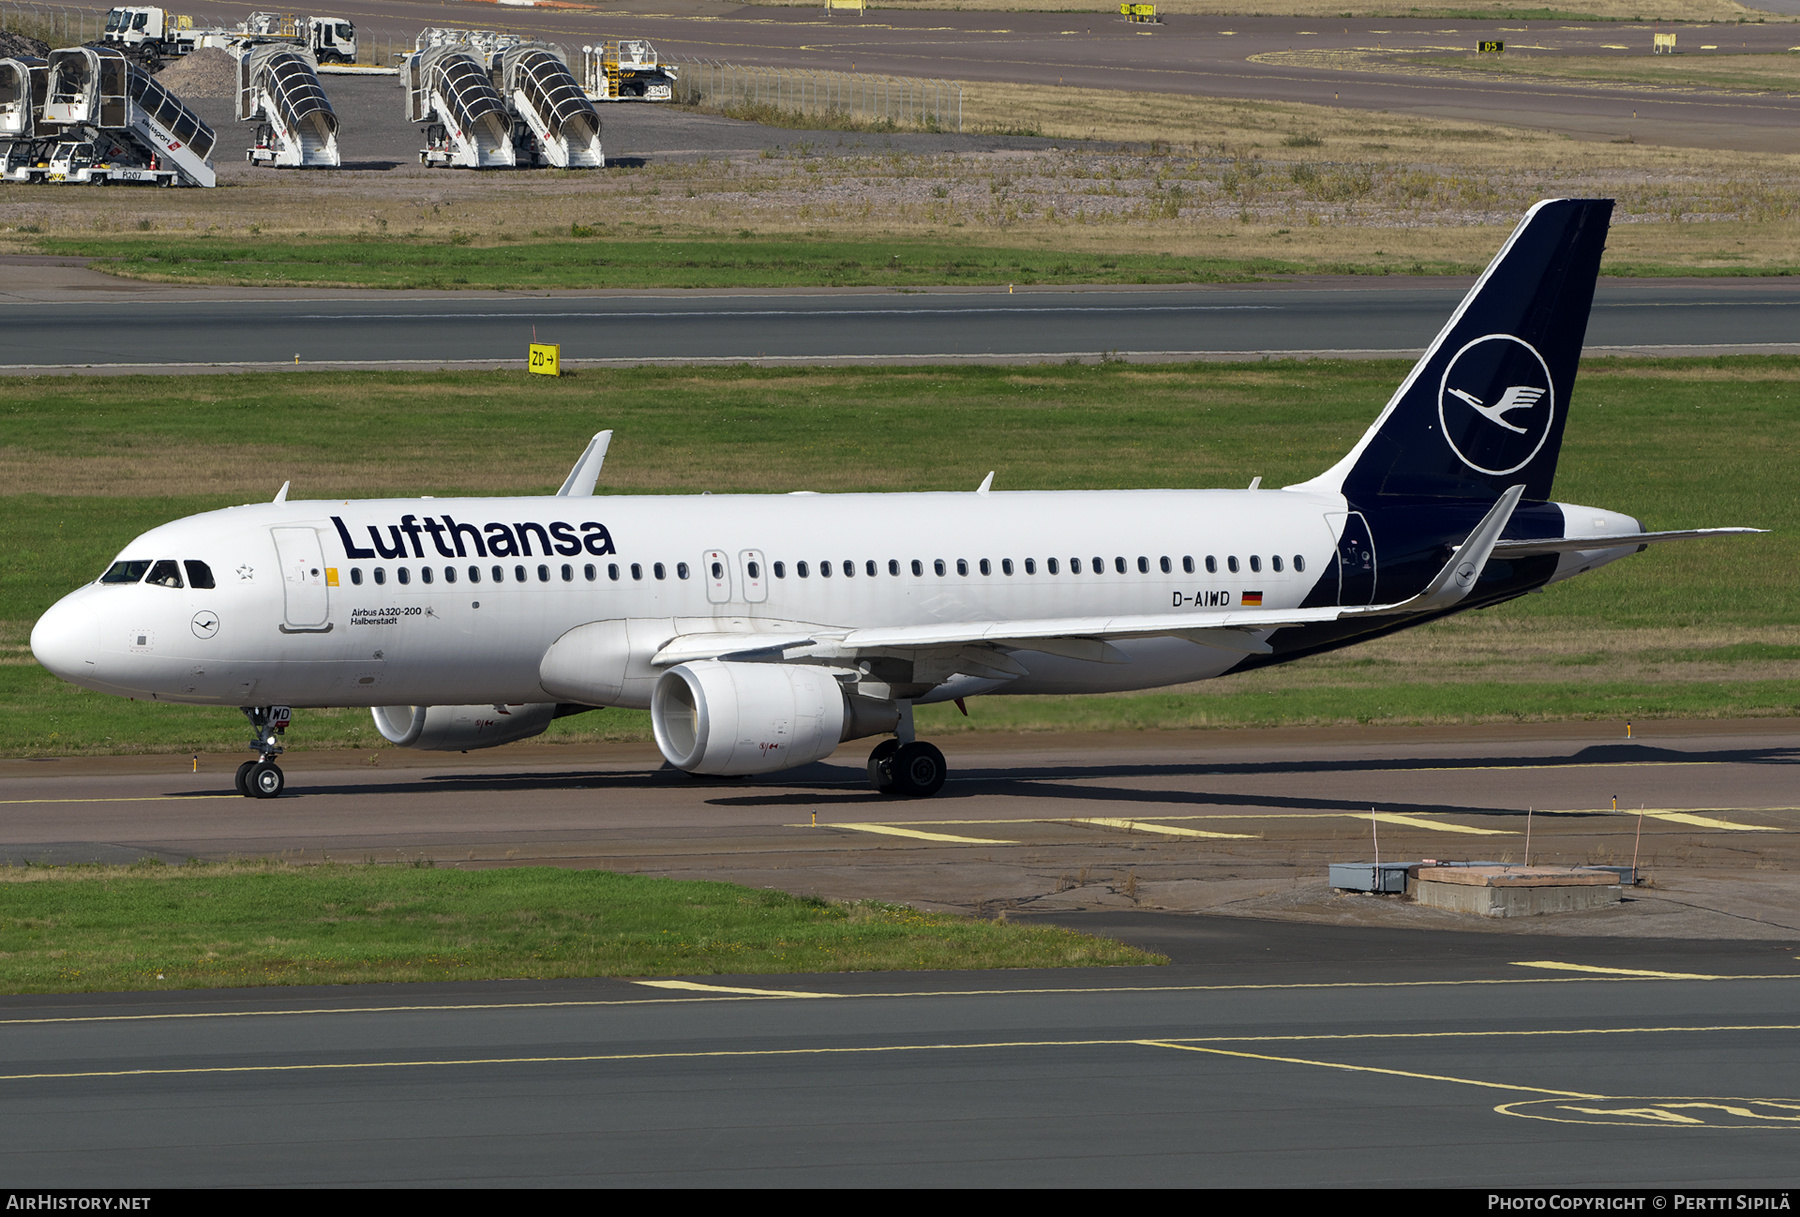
left=235, top=705, right=291, bottom=799
left=866, top=702, right=947, bottom=797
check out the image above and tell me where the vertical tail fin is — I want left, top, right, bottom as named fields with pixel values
left=1293, top=198, right=1612, bottom=504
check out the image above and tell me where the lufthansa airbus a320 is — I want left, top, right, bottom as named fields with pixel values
left=30, top=200, right=1760, bottom=799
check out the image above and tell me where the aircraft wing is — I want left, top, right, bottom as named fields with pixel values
left=1491, top=527, right=1765, bottom=556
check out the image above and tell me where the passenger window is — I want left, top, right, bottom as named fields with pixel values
left=819, top=561, right=831, bottom=579
left=631, top=564, right=643, bottom=581
left=445, top=567, right=457, bottom=584
left=934, top=560, right=946, bottom=577
left=843, top=560, right=854, bottom=577
left=653, top=563, right=665, bottom=580
left=537, top=565, right=549, bottom=582
left=957, top=560, right=969, bottom=577
left=1250, top=556, right=1262, bottom=573
left=1272, top=555, right=1283, bottom=573
left=1183, top=556, right=1194, bottom=574
left=911, top=560, right=923, bottom=577
left=1206, top=556, right=1217, bottom=574
left=888, top=560, right=899, bottom=576
left=1115, top=557, right=1127, bottom=574
left=374, top=568, right=387, bottom=585
left=1070, top=558, right=1082, bottom=573
left=492, top=565, right=504, bottom=582
left=584, top=564, right=596, bottom=581
left=866, top=560, right=877, bottom=577
left=773, top=561, right=786, bottom=579
left=398, top=567, right=411, bottom=585
left=147, top=559, right=183, bottom=588
left=979, top=559, right=991, bottom=576
left=608, top=564, right=620, bottom=581
left=420, top=566, right=434, bottom=585
left=1294, top=555, right=1306, bottom=573
left=797, top=561, right=809, bottom=578
left=468, top=566, right=481, bottom=584
left=1138, top=557, right=1150, bottom=574
left=1002, top=559, right=1014, bottom=576
left=350, top=568, right=364, bottom=586
left=516, top=565, right=528, bottom=583
left=1094, top=557, right=1105, bottom=573
left=562, top=564, right=574, bottom=582
left=184, top=560, right=216, bottom=589
left=101, top=560, right=152, bottom=584
left=1228, top=556, right=1240, bottom=574
left=1159, top=557, right=1172, bottom=574
left=710, top=561, right=722, bottom=579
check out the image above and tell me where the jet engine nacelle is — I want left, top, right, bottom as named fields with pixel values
left=651, top=660, right=897, bottom=776
left=372, top=702, right=558, bottom=751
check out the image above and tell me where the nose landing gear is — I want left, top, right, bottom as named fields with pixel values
left=237, top=705, right=291, bottom=799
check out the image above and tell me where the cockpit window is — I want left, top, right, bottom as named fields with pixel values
left=100, top=559, right=151, bottom=584
left=184, top=560, right=216, bottom=589
left=146, top=559, right=184, bottom=588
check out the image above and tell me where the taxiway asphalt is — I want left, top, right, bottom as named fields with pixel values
left=3, top=276, right=1797, bottom=370
left=4, top=722, right=1798, bottom=1183
left=327, top=4, right=1800, bottom=153
left=3, top=935, right=1797, bottom=1185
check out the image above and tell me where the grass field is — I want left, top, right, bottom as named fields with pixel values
left=0, top=862, right=1160, bottom=993
left=2, top=356, right=1793, bottom=756
left=7, top=76, right=1799, bottom=282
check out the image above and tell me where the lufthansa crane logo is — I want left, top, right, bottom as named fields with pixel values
left=1437, top=334, right=1556, bottom=476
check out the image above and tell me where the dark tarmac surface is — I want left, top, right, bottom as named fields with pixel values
left=3, top=270, right=1796, bottom=369
left=2, top=922, right=1797, bottom=1185
left=4, top=721, right=1798, bottom=1184
left=4, top=719, right=1797, bottom=937
left=318, top=3, right=1800, bottom=153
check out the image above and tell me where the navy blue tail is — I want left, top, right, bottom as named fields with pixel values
left=1307, top=199, right=1613, bottom=505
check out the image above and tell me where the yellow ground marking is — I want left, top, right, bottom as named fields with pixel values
left=1364, top=812, right=1511, bottom=836
left=1139, top=1039, right=1603, bottom=1099
left=827, top=822, right=1016, bottom=845
left=635, top=980, right=835, bottom=999
left=1498, top=1097, right=1800, bottom=1128
left=1636, top=810, right=1780, bottom=831
left=1063, top=817, right=1255, bottom=840
left=21, top=1026, right=1800, bottom=1091
left=8, top=981, right=1798, bottom=1029
left=1513, top=961, right=1725, bottom=980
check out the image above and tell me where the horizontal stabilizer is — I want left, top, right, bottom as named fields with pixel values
left=1493, top=527, right=1766, bottom=556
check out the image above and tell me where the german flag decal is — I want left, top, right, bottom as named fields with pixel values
left=1241, top=591, right=1264, bottom=607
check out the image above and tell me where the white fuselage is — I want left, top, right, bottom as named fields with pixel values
left=33, top=487, right=1361, bottom=709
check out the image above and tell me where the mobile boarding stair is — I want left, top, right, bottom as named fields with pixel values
left=236, top=43, right=339, bottom=167
left=500, top=43, right=601, bottom=168
left=405, top=36, right=515, bottom=168
left=36, top=46, right=216, bottom=186
left=0, top=55, right=52, bottom=180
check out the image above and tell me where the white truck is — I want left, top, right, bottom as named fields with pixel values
left=101, top=9, right=358, bottom=67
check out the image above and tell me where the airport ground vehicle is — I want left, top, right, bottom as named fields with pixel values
left=101, top=8, right=356, bottom=68
left=7, top=45, right=215, bottom=185
left=581, top=39, right=676, bottom=102
left=405, top=27, right=600, bottom=169
left=29, top=201, right=1762, bottom=798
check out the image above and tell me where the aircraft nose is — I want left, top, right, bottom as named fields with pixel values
left=31, top=593, right=99, bottom=684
